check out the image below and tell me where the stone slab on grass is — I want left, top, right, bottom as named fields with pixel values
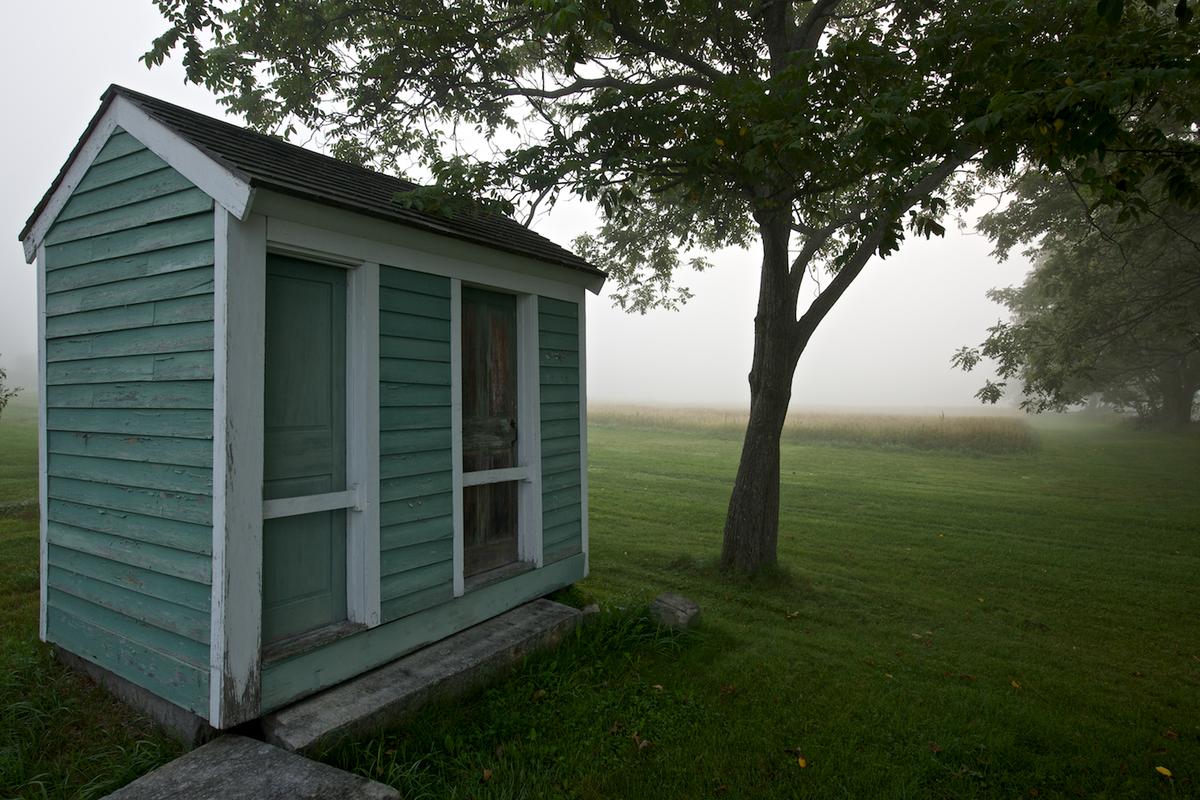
left=102, top=735, right=398, bottom=800
left=262, top=598, right=582, bottom=753
left=650, top=592, right=700, bottom=629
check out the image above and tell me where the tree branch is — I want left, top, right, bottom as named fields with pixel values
left=497, top=74, right=710, bottom=99
left=607, top=12, right=727, bottom=83
left=793, top=0, right=842, bottom=51
left=793, top=145, right=979, bottom=358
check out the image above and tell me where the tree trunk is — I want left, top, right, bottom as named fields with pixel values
left=720, top=211, right=799, bottom=572
left=1157, top=361, right=1198, bottom=426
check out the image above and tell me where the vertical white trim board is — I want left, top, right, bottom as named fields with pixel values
left=346, top=261, right=382, bottom=627
left=578, top=290, right=590, bottom=577
left=517, top=294, right=544, bottom=566
left=210, top=209, right=267, bottom=727
left=450, top=279, right=465, bottom=598
left=37, top=244, right=48, bottom=641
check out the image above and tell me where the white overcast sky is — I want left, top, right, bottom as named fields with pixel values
left=0, top=1, right=1032, bottom=411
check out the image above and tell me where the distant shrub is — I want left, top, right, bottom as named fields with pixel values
left=590, top=406, right=1039, bottom=455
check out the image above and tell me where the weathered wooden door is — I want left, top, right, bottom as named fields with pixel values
left=261, top=255, right=348, bottom=645
left=461, top=287, right=520, bottom=577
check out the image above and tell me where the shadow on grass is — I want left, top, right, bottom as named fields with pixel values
left=316, top=605, right=700, bottom=799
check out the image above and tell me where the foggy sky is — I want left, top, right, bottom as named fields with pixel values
left=0, top=1, right=1033, bottom=410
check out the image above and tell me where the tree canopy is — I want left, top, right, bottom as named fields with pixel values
left=955, top=171, right=1200, bottom=425
left=147, top=0, right=1200, bottom=569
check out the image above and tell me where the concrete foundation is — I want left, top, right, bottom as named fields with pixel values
left=261, top=598, right=582, bottom=753
left=102, top=735, right=398, bottom=800
left=52, top=646, right=218, bottom=746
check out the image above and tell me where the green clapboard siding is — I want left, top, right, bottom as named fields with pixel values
left=378, top=265, right=454, bottom=623
left=538, top=297, right=583, bottom=564
left=261, top=553, right=585, bottom=712
left=41, top=127, right=214, bottom=718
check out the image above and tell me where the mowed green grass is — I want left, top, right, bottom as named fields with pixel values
left=1, top=404, right=1197, bottom=798
left=0, top=403, right=182, bottom=800
left=326, top=413, right=1200, bottom=799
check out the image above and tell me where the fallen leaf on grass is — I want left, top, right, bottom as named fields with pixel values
left=482, top=769, right=493, bottom=782
left=1156, top=766, right=1173, bottom=778
left=652, top=684, right=664, bottom=691
left=631, top=732, right=652, bottom=751
left=608, top=720, right=623, bottom=734
left=1165, top=729, right=1179, bottom=740
left=797, top=756, right=808, bottom=768
left=531, top=688, right=547, bottom=701
left=1010, top=680, right=1022, bottom=689
left=928, top=742, right=943, bottom=754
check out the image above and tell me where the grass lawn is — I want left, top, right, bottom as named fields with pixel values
left=323, top=412, right=1200, bottom=799
left=0, top=402, right=182, bottom=800
left=0, top=403, right=1197, bottom=798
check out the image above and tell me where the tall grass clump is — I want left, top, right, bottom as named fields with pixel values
left=590, top=405, right=1039, bottom=455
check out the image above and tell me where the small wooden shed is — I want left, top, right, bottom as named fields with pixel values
left=18, top=85, right=603, bottom=730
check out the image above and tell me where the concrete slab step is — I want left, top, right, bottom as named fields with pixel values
left=102, top=735, right=398, bottom=800
left=262, top=598, right=582, bottom=753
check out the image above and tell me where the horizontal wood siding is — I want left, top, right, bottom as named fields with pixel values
left=41, top=128, right=213, bottom=715
left=378, top=266, right=454, bottom=622
left=538, top=297, right=583, bottom=563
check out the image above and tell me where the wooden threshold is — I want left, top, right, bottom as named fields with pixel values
left=463, top=560, right=535, bottom=593
left=262, top=620, right=366, bottom=664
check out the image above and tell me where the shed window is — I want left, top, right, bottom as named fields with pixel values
left=461, top=287, right=521, bottom=578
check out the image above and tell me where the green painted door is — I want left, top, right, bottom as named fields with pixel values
left=262, top=255, right=348, bottom=645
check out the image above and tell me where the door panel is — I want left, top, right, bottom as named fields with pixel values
left=262, top=510, right=348, bottom=642
left=262, top=255, right=348, bottom=644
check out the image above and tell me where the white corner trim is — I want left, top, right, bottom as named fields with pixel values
left=37, top=244, right=48, bottom=640
left=347, top=261, right=381, bottom=627
left=21, top=95, right=254, bottom=263
left=578, top=291, right=590, bottom=577
left=517, top=294, right=544, bottom=567
left=210, top=209, right=266, bottom=727
left=450, top=279, right=465, bottom=598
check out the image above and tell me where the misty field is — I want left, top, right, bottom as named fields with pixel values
left=1, top=405, right=1197, bottom=798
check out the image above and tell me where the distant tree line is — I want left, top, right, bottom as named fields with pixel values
left=956, top=171, right=1200, bottom=426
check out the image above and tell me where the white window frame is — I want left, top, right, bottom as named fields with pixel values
left=452, top=283, right=543, bottom=596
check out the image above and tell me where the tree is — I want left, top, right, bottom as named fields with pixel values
left=147, top=0, right=1200, bottom=571
left=955, top=173, right=1200, bottom=425
left=0, top=356, right=20, bottom=420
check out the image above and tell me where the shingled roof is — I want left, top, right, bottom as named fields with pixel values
left=21, top=85, right=603, bottom=279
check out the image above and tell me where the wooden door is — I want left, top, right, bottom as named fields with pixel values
left=261, top=255, right=348, bottom=644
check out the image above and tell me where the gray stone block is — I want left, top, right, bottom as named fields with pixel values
left=262, top=598, right=582, bottom=753
left=649, top=592, right=700, bottom=629
left=102, top=735, right=398, bottom=800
